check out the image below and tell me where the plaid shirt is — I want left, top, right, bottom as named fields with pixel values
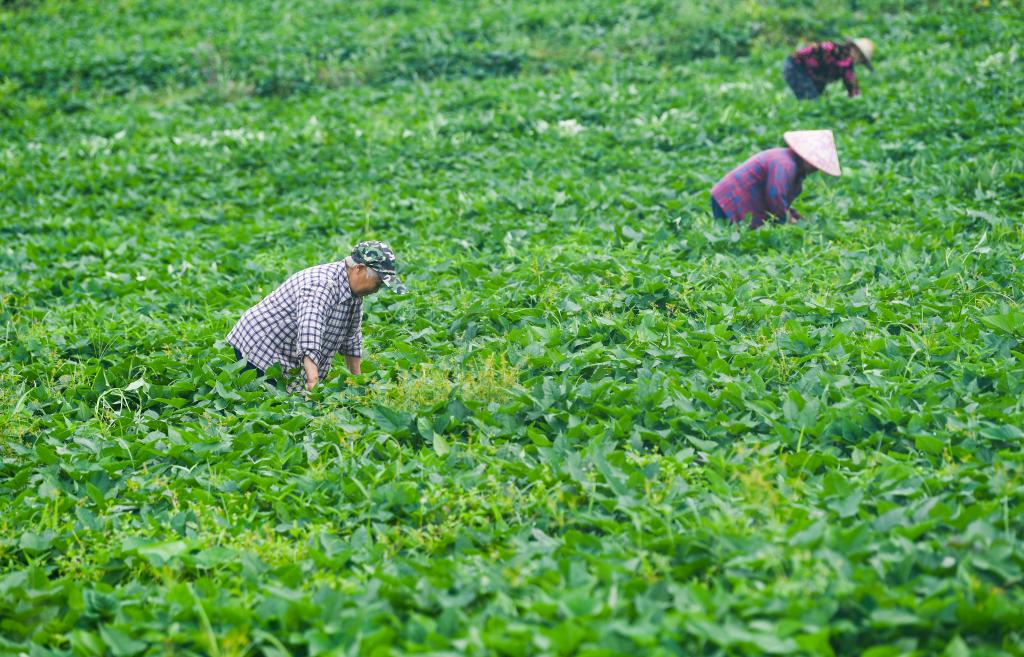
left=711, top=148, right=805, bottom=229
left=227, top=262, right=362, bottom=388
left=792, top=41, right=861, bottom=97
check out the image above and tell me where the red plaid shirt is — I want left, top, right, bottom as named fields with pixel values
left=792, top=41, right=861, bottom=97
left=711, top=148, right=805, bottom=229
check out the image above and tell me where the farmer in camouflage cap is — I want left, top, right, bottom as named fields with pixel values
left=227, top=240, right=407, bottom=391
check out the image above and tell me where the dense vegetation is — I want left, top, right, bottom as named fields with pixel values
left=2, top=0, right=1023, bottom=655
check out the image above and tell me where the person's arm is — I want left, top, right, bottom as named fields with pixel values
left=296, top=282, right=333, bottom=390
left=843, top=65, right=860, bottom=97
left=765, top=158, right=800, bottom=223
left=336, top=284, right=364, bottom=379
left=339, top=327, right=362, bottom=377
left=303, top=356, right=320, bottom=390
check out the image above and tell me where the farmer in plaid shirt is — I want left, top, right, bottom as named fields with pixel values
left=710, top=130, right=842, bottom=229
left=783, top=38, right=874, bottom=100
left=227, top=241, right=407, bottom=391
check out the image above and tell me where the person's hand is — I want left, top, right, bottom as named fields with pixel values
left=788, top=215, right=799, bottom=224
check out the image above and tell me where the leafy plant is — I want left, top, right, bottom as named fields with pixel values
left=1, top=0, right=1023, bottom=655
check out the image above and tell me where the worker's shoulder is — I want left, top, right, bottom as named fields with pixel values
left=735, top=148, right=794, bottom=175
left=291, top=261, right=344, bottom=279
left=758, top=147, right=799, bottom=171
left=289, top=261, right=349, bottom=291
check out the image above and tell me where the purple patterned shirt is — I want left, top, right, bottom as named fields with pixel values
left=793, top=41, right=861, bottom=97
left=711, top=148, right=805, bottom=229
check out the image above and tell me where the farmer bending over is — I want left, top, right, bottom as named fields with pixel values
left=710, top=130, right=842, bottom=229
left=227, top=241, right=407, bottom=391
left=784, top=38, right=874, bottom=100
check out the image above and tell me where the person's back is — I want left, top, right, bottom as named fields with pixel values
left=227, top=261, right=363, bottom=388
left=783, top=38, right=874, bottom=100
left=226, top=240, right=406, bottom=392
left=711, top=147, right=803, bottom=229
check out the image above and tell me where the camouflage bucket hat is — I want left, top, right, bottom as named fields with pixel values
left=351, top=240, right=407, bottom=294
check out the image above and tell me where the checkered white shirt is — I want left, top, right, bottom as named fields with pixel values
left=227, top=262, right=362, bottom=387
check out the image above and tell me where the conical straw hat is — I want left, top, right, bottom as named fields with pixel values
left=848, top=37, right=875, bottom=70
left=784, top=130, right=842, bottom=177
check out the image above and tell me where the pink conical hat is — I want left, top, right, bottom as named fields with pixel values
left=784, top=130, right=842, bottom=177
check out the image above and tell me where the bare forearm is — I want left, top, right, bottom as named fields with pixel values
left=345, top=355, right=361, bottom=375
left=303, top=356, right=320, bottom=390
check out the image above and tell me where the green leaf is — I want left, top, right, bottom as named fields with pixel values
left=213, top=380, right=242, bottom=401
left=99, top=625, right=147, bottom=657
left=363, top=405, right=413, bottom=435
left=944, top=635, right=970, bottom=657
left=192, top=546, right=238, bottom=568
left=35, top=443, right=58, bottom=465
left=71, top=629, right=107, bottom=656
left=869, top=608, right=921, bottom=628
left=915, top=433, right=945, bottom=454
left=526, top=426, right=552, bottom=447
left=19, top=531, right=53, bottom=554
left=133, top=540, right=189, bottom=566
left=0, top=570, right=29, bottom=596
left=980, top=424, right=1024, bottom=441
left=979, top=311, right=1024, bottom=336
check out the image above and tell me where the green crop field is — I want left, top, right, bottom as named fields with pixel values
left=2, top=0, right=1023, bottom=655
